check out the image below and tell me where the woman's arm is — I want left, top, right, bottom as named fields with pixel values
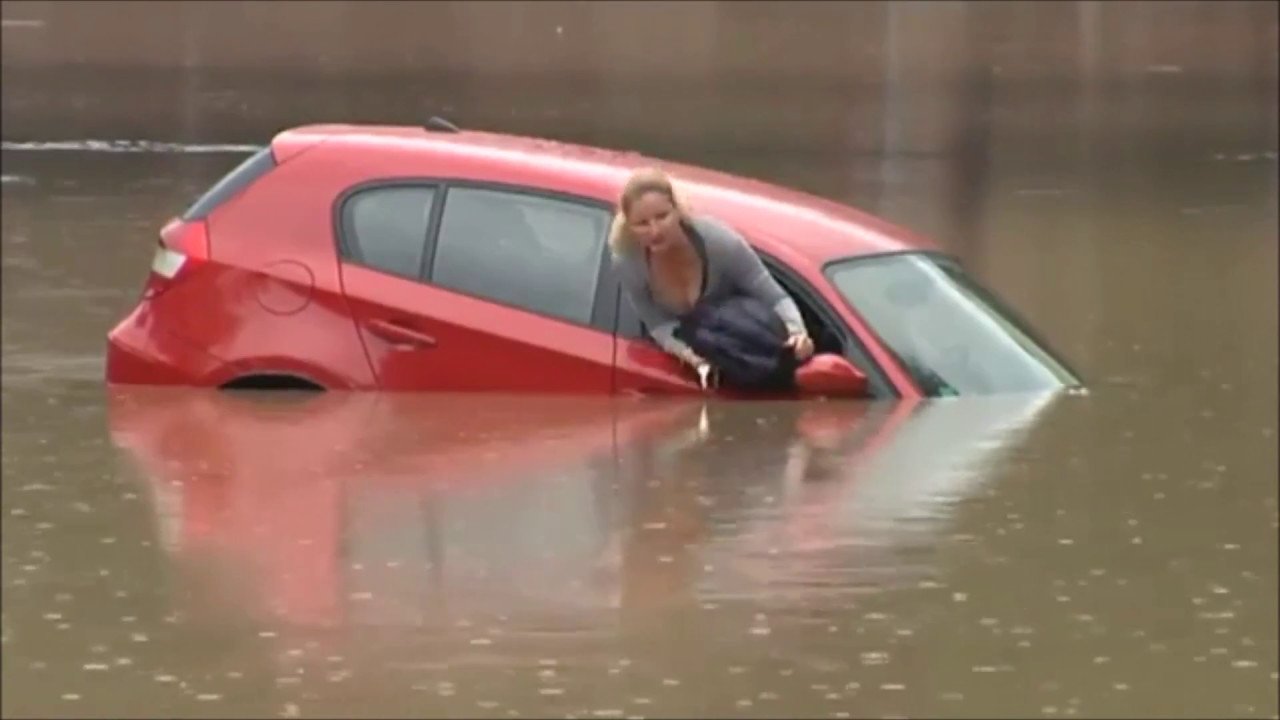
left=615, top=257, right=705, bottom=366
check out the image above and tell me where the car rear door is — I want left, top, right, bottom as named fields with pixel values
left=336, top=181, right=617, bottom=393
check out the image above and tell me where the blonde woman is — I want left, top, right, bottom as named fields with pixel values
left=609, top=168, right=814, bottom=374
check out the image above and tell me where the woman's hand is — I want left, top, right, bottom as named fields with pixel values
left=680, top=351, right=716, bottom=390
left=787, top=332, right=815, bottom=361
left=696, top=362, right=712, bottom=390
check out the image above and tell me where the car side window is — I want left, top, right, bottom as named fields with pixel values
left=341, top=186, right=438, bottom=279
left=430, top=187, right=609, bottom=326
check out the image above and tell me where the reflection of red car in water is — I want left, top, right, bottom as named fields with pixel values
left=108, top=390, right=703, bottom=628
left=104, top=121, right=1080, bottom=399
left=108, top=388, right=1058, bottom=640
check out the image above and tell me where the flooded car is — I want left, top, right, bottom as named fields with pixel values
left=104, top=119, right=1081, bottom=399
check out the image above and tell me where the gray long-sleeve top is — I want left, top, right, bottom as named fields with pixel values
left=612, top=214, right=807, bottom=358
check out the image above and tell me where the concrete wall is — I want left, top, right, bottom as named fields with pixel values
left=1, top=0, right=1274, bottom=149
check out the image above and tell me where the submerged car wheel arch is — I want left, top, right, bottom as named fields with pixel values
left=220, top=373, right=326, bottom=392
left=206, top=358, right=362, bottom=392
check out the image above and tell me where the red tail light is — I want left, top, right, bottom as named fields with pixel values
left=143, top=218, right=210, bottom=299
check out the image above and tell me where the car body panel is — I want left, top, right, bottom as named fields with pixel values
left=106, top=302, right=228, bottom=386
left=612, top=339, right=705, bottom=397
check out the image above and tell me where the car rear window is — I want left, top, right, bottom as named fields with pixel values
left=181, top=147, right=276, bottom=220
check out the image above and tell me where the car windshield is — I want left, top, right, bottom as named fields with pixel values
left=825, top=253, right=1081, bottom=397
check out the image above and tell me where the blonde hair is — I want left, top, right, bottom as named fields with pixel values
left=607, top=167, right=691, bottom=256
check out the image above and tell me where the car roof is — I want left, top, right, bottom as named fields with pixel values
left=274, top=124, right=937, bottom=263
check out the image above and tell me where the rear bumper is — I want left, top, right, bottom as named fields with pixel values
left=105, top=303, right=226, bottom=387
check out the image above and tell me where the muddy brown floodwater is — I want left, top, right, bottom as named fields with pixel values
left=2, top=2, right=1277, bottom=718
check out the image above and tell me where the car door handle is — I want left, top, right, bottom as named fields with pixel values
left=366, top=319, right=437, bottom=349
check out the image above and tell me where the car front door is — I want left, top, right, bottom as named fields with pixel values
left=336, top=181, right=617, bottom=393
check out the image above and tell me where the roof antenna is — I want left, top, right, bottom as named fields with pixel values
left=425, top=116, right=461, bottom=133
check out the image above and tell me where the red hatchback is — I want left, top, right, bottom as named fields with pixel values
left=105, top=120, right=1081, bottom=400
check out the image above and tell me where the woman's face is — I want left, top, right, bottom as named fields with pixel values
left=626, top=191, right=683, bottom=252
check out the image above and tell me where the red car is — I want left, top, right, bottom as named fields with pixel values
left=105, top=118, right=1081, bottom=399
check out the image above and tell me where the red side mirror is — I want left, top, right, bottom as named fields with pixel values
left=795, top=353, right=869, bottom=397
